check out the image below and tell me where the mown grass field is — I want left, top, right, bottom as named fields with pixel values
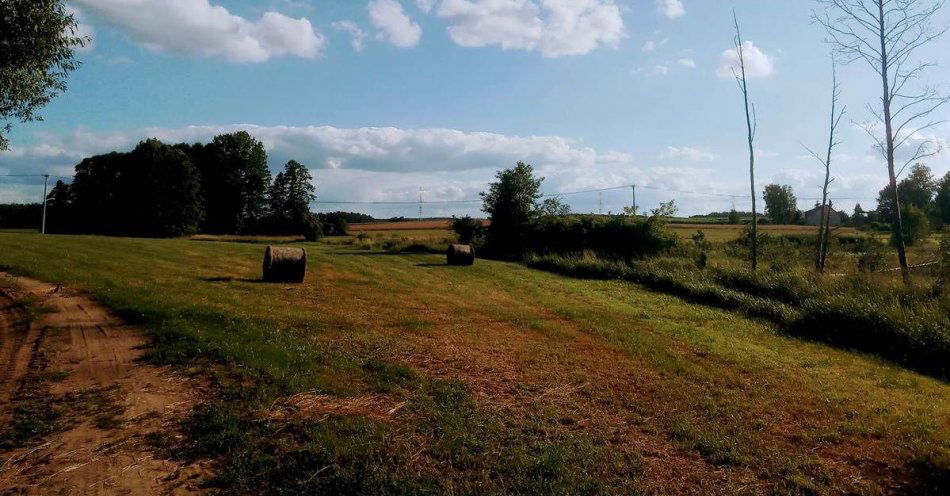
left=0, top=232, right=948, bottom=494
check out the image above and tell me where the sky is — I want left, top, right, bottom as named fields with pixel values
left=1, top=0, right=949, bottom=218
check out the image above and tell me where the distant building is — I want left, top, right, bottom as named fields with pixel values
left=803, top=205, right=843, bottom=226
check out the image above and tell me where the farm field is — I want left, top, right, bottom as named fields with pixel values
left=348, top=219, right=861, bottom=243
left=349, top=220, right=461, bottom=231
left=0, top=232, right=947, bottom=494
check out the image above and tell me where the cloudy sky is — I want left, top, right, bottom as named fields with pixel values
left=2, top=0, right=949, bottom=217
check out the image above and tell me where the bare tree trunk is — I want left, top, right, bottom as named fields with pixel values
left=733, top=12, right=757, bottom=272
left=814, top=0, right=948, bottom=284
left=876, top=0, right=910, bottom=284
left=816, top=204, right=828, bottom=271
left=815, top=60, right=842, bottom=273
left=821, top=200, right=833, bottom=269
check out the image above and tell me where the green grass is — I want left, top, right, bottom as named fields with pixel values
left=0, top=232, right=947, bottom=494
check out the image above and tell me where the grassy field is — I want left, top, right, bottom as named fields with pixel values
left=346, top=220, right=864, bottom=245
left=0, top=232, right=947, bottom=494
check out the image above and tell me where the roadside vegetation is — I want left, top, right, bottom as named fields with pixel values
left=450, top=163, right=949, bottom=379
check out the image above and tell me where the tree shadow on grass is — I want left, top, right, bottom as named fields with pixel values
left=198, top=276, right=267, bottom=284
left=333, top=251, right=441, bottom=256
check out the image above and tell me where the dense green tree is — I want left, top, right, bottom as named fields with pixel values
left=0, top=0, right=87, bottom=150
left=481, top=162, right=543, bottom=257
left=197, top=131, right=271, bottom=233
left=539, top=196, right=571, bottom=216
left=44, top=179, right=73, bottom=232
left=728, top=209, right=741, bottom=224
left=877, top=163, right=938, bottom=218
left=270, top=161, right=315, bottom=222
left=852, top=203, right=867, bottom=227
left=70, top=151, right=125, bottom=233
left=122, top=139, right=204, bottom=237
left=69, top=140, right=203, bottom=236
left=936, top=172, right=950, bottom=226
left=267, top=160, right=316, bottom=234
left=893, top=204, right=931, bottom=247
left=763, top=184, right=799, bottom=224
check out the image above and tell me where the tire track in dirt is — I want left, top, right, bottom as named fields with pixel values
left=0, top=274, right=208, bottom=495
left=0, top=292, right=36, bottom=424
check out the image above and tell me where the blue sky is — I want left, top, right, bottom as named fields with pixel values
left=1, top=0, right=948, bottom=218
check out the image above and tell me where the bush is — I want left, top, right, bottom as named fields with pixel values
left=317, top=213, right=349, bottom=236
left=789, top=295, right=950, bottom=378
left=857, top=240, right=889, bottom=273
left=381, top=237, right=445, bottom=254
left=937, top=233, right=950, bottom=289
left=303, top=214, right=323, bottom=242
left=525, top=252, right=950, bottom=379
left=450, top=216, right=484, bottom=245
left=523, top=215, right=677, bottom=260
left=893, top=205, right=931, bottom=247
left=728, top=210, right=741, bottom=224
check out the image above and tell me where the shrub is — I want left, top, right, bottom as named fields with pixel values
left=728, top=210, right=741, bottom=224
left=940, top=234, right=950, bottom=283
left=892, top=205, right=931, bottom=247
left=450, top=216, right=484, bottom=245
left=525, top=252, right=950, bottom=379
left=303, top=213, right=323, bottom=242
left=524, top=215, right=677, bottom=260
left=381, top=237, right=444, bottom=254
left=789, top=295, right=950, bottom=378
left=317, top=213, right=350, bottom=236
left=857, top=242, right=889, bottom=273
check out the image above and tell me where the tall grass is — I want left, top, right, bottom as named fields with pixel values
left=524, top=253, right=950, bottom=379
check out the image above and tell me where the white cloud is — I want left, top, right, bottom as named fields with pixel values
left=415, top=0, right=438, bottom=13
left=435, top=0, right=625, bottom=58
left=0, top=124, right=641, bottom=213
left=661, top=146, right=718, bottom=161
left=642, top=40, right=656, bottom=52
left=656, top=0, right=685, bottom=19
left=717, top=41, right=774, bottom=79
left=11, top=125, right=927, bottom=216
left=72, top=0, right=325, bottom=63
left=368, top=0, right=423, bottom=48
left=634, top=64, right=669, bottom=76
left=677, top=58, right=695, bottom=68
left=332, top=20, right=369, bottom=51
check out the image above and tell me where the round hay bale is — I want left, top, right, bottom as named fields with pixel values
left=446, top=244, right=475, bottom=266
left=262, top=246, right=307, bottom=283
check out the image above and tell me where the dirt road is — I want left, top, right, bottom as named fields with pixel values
left=0, top=275, right=205, bottom=495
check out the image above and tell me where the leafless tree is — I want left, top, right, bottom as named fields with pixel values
left=814, top=0, right=949, bottom=283
left=731, top=11, right=759, bottom=271
left=804, top=59, right=847, bottom=273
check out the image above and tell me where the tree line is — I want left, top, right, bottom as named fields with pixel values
left=760, top=163, right=950, bottom=245
left=44, top=131, right=323, bottom=238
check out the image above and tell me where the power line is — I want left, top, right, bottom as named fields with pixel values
left=0, top=174, right=72, bottom=178
left=311, top=182, right=752, bottom=206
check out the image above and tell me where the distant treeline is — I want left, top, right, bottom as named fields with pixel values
left=39, top=131, right=345, bottom=238
left=0, top=203, right=43, bottom=229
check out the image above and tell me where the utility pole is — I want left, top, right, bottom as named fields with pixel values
left=598, top=192, right=603, bottom=215
left=631, top=185, right=637, bottom=216
left=41, top=174, right=49, bottom=234
left=418, top=187, right=425, bottom=220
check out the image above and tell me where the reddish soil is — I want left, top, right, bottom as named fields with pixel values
left=0, top=275, right=207, bottom=495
